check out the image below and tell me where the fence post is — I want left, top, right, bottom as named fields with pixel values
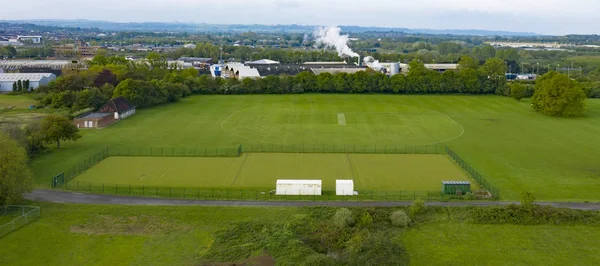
left=116, top=184, right=118, bottom=194
left=427, top=191, right=430, bottom=201
left=143, top=185, right=145, bottom=196
left=169, top=188, right=172, bottom=198
left=413, top=190, right=416, bottom=200
left=102, top=183, right=104, bottom=193
left=197, top=188, right=200, bottom=199
left=129, top=185, right=131, bottom=195
left=183, top=188, right=186, bottom=199
left=77, top=182, right=79, bottom=191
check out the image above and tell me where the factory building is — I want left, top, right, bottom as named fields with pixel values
left=17, top=36, right=43, bottom=44
left=0, top=73, right=56, bottom=92
left=0, top=60, right=85, bottom=76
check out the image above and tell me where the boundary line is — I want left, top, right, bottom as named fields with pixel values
left=230, top=153, right=249, bottom=186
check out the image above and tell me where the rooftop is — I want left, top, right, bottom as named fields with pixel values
left=311, top=68, right=367, bottom=75
left=277, top=180, right=322, bottom=185
left=246, top=59, right=280, bottom=65
left=77, top=112, right=112, bottom=119
left=0, top=73, right=55, bottom=82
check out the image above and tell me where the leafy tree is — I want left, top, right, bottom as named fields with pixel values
left=510, top=83, right=527, bottom=101
left=0, top=132, right=33, bottom=205
left=295, top=71, right=316, bottom=92
left=17, top=80, right=23, bottom=92
left=40, top=115, right=81, bottom=149
left=12, top=82, right=17, bottom=92
left=24, top=80, right=30, bottom=91
left=315, top=73, right=334, bottom=92
left=458, top=55, right=479, bottom=70
left=409, top=198, right=426, bottom=218
left=459, top=68, right=480, bottom=94
left=532, top=72, right=586, bottom=116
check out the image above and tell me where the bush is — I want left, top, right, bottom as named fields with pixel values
left=357, top=212, right=373, bottom=228
left=510, top=83, right=527, bottom=101
left=409, top=198, right=426, bottom=218
left=390, top=210, right=410, bottom=227
left=300, top=254, right=336, bottom=266
left=333, top=208, right=354, bottom=228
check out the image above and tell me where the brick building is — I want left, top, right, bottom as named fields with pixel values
left=73, top=97, right=136, bottom=129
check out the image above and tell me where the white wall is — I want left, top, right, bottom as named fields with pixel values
left=0, top=81, right=13, bottom=92
left=276, top=183, right=322, bottom=195
left=336, top=180, right=354, bottom=196
left=119, top=108, right=136, bottom=119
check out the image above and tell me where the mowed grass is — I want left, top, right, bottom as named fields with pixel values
left=403, top=222, right=600, bottom=265
left=0, top=94, right=37, bottom=109
left=72, top=153, right=471, bottom=191
left=29, top=95, right=600, bottom=201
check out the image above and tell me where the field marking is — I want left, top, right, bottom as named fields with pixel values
left=337, top=113, right=347, bottom=126
left=154, top=158, right=181, bottom=184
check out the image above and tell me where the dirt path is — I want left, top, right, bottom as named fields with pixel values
left=25, top=190, right=600, bottom=210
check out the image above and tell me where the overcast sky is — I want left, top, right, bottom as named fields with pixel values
left=1, top=0, right=598, bottom=35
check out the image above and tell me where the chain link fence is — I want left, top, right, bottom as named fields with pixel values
left=0, top=206, right=41, bottom=238
left=59, top=182, right=479, bottom=201
left=52, top=144, right=500, bottom=200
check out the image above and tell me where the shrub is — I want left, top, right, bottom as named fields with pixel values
left=300, top=254, right=336, bottom=266
left=510, top=83, right=527, bottom=101
left=409, top=198, right=426, bottom=218
left=521, top=191, right=536, bottom=209
left=390, top=210, right=410, bottom=227
left=357, top=212, right=373, bottom=228
left=333, top=208, right=354, bottom=228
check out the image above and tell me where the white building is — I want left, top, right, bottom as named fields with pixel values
left=336, top=180, right=354, bottom=196
left=0, top=73, right=56, bottom=92
left=17, top=36, right=43, bottom=44
left=276, top=180, right=322, bottom=195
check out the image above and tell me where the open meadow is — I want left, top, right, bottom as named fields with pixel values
left=29, top=94, right=600, bottom=201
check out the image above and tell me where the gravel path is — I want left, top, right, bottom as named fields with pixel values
left=25, top=190, right=600, bottom=210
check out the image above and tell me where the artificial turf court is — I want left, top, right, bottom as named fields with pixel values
left=71, top=153, right=472, bottom=191
left=30, top=95, right=600, bottom=201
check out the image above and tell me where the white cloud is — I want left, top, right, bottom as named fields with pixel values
left=1, top=0, right=599, bottom=34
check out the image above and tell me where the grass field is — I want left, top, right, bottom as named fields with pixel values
left=1, top=203, right=599, bottom=265
left=0, top=94, right=37, bottom=109
left=403, top=222, right=600, bottom=265
left=28, top=95, right=600, bottom=201
left=71, top=153, right=471, bottom=191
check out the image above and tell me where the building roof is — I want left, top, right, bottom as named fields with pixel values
left=76, top=112, right=112, bottom=120
left=179, top=57, right=212, bottom=63
left=98, top=97, right=136, bottom=114
left=304, top=61, right=348, bottom=65
left=442, top=181, right=471, bottom=185
left=277, top=180, right=322, bottom=185
left=0, top=73, right=55, bottom=82
left=311, top=68, right=367, bottom=75
left=336, top=180, right=354, bottom=185
left=0, top=60, right=78, bottom=70
left=246, top=59, right=280, bottom=65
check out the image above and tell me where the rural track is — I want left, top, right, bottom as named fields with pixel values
left=25, top=190, right=600, bottom=210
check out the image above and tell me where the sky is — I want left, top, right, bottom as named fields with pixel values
left=1, top=0, right=599, bottom=35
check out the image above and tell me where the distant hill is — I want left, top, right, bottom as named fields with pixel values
left=3, top=19, right=538, bottom=36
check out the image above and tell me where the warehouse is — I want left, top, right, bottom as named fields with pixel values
left=276, top=180, right=322, bottom=196
left=0, top=73, right=56, bottom=92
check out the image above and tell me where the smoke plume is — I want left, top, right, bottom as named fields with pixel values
left=314, top=26, right=359, bottom=58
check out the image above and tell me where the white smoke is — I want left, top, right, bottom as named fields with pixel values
left=314, top=26, right=359, bottom=58
left=363, top=56, right=385, bottom=70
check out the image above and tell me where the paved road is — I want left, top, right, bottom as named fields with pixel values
left=25, top=190, right=600, bottom=210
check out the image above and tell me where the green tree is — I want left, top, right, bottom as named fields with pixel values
left=532, top=72, right=586, bottom=116
left=40, top=115, right=81, bottom=149
left=458, top=55, right=479, bottom=70
left=17, top=80, right=23, bottom=91
left=24, top=80, right=30, bottom=91
left=510, top=83, right=527, bottom=101
left=0, top=132, right=33, bottom=205
left=333, top=208, right=354, bottom=228
left=12, top=82, right=17, bottom=92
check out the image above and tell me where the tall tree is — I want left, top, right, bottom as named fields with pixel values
left=532, top=71, right=586, bottom=116
left=40, top=115, right=81, bottom=149
left=0, top=132, right=33, bottom=205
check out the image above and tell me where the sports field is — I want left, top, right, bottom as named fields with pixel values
left=29, top=95, right=600, bottom=201
left=72, top=153, right=471, bottom=191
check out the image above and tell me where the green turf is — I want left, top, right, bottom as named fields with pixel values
left=403, top=222, right=600, bottom=265
left=28, top=95, right=600, bottom=201
left=71, top=153, right=471, bottom=191
left=0, top=94, right=37, bottom=109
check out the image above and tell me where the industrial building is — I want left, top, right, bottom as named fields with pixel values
left=0, top=73, right=56, bottom=92
left=17, top=36, right=42, bottom=44
left=0, top=60, right=85, bottom=76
